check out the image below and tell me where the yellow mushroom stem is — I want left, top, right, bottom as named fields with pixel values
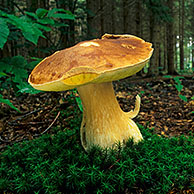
left=77, top=82, right=143, bottom=151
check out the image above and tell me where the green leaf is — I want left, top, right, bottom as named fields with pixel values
left=175, top=84, right=183, bottom=92
left=0, top=61, right=12, bottom=72
left=10, top=56, right=27, bottom=68
left=0, top=72, right=8, bottom=76
left=6, top=15, right=40, bottom=45
left=47, top=8, right=60, bottom=17
left=17, top=83, right=42, bottom=94
left=33, top=23, right=51, bottom=32
left=21, top=23, right=46, bottom=45
left=163, top=75, right=172, bottom=79
left=0, top=18, right=9, bottom=49
left=75, top=97, right=83, bottom=112
left=35, top=8, right=48, bottom=18
left=25, top=11, right=38, bottom=19
left=22, top=31, right=38, bottom=44
left=52, top=13, right=75, bottom=20
left=178, top=95, right=188, bottom=102
left=47, top=8, right=74, bottom=19
left=52, top=22, right=69, bottom=27
left=0, top=96, right=20, bottom=112
left=37, top=17, right=55, bottom=25
left=0, top=10, right=8, bottom=17
left=173, top=76, right=184, bottom=84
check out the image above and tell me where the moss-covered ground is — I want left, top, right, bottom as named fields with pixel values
left=0, top=124, right=194, bottom=194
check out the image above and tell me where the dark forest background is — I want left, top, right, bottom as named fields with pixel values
left=1, top=0, right=194, bottom=75
left=0, top=0, right=194, bottom=109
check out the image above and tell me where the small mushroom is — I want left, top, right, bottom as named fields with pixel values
left=28, top=34, right=153, bottom=151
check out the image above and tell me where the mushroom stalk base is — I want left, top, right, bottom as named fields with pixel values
left=77, top=82, right=143, bottom=151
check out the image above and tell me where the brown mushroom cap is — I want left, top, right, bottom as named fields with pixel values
left=28, top=34, right=153, bottom=91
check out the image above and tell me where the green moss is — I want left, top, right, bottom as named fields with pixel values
left=0, top=125, right=194, bottom=194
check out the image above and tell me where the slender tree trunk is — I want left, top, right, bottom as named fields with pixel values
left=167, top=0, right=175, bottom=74
left=111, top=0, right=115, bottom=33
left=163, top=28, right=167, bottom=73
left=103, top=0, right=113, bottom=34
left=86, top=0, right=94, bottom=38
left=26, top=0, right=38, bottom=12
left=100, top=0, right=104, bottom=35
left=136, top=0, right=143, bottom=76
left=179, top=0, right=184, bottom=70
left=123, top=0, right=128, bottom=33
left=86, top=0, right=100, bottom=38
left=135, top=0, right=141, bottom=37
left=174, top=35, right=178, bottom=68
left=192, top=40, right=194, bottom=68
left=68, top=0, right=77, bottom=45
left=148, top=13, right=160, bottom=76
left=56, top=0, right=77, bottom=47
left=38, top=0, right=49, bottom=57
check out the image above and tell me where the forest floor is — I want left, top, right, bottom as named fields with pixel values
left=0, top=76, right=194, bottom=151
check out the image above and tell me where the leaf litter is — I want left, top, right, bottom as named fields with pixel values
left=0, top=76, right=194, bottom=151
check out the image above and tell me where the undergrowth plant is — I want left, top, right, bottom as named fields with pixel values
left=0, top=124, right=194, bottom=194
left=164, top=75, right=188, bottom=102
left=0, top=8, right=75, bottom=48
left=0, top=8, right=75, bottom=111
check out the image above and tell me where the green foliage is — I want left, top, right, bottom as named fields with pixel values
left=0, top=94, right=20, bottom=112
left=73, top=89, right=83, bottom=112
left=0, top=18, right=9, bottom=48
left=0, top=8, right=75, bottom=48
left=0, top=56, right=41, bottom=111
left=0, top=125, right=194, bottom=193
left=0, top=56, right=40, bottom=94
left=163, top=75, right=188, bottom=102
left=0, top=8, right=75, bottom=110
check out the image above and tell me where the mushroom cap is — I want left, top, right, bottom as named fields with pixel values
left=28, top=34, right=153, bottom=91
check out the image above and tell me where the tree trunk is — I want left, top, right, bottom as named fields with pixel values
left=135, top=0, right=141, bottom=36
left=86, top=0, right=94, bottom=39
left=163, top=28, right=168, bottom=73
left=123, top=0, right=128, bottom=33
left=174, top=35, right=178, bottom=69
left=100, top=0, right=104, bottom=35
left=38, top=0, right=49, bottom=57
left=179, top=0, right=185, bottom=70
left=167, top=0, right=175, bottom=74
left=86, top=0, right=100, bottom=38
left=148, top=14, right=160, bottom=76
left=26, top=0, right=38, bottom=12
left=192, top=42, right=194, bottom=69
left=111, top=0, right=115, bottom=34
left=103, top=0, right=113, bottom=34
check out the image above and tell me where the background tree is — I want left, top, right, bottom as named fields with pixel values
left=0, top=0, right=194, bottom=78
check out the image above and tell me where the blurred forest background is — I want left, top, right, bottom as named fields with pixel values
left=0, top=0, right=194, bottom=109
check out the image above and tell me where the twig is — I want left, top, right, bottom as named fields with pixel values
left=35, top=111, right=60, bottom=136
left=13, top=121, right=45, bottom=126
left=11, top=0, right=25, bottom=15
left=8, top=108, right=44, bottom=125
left=0, top=111, right=60, bottom=144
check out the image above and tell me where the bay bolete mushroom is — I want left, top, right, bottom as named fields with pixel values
left=28, top=34, right=153, bottom=151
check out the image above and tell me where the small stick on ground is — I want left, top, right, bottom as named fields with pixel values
left=8, top=108, right=44, bottom=125
left=35, top=111, right=61, bottom=136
